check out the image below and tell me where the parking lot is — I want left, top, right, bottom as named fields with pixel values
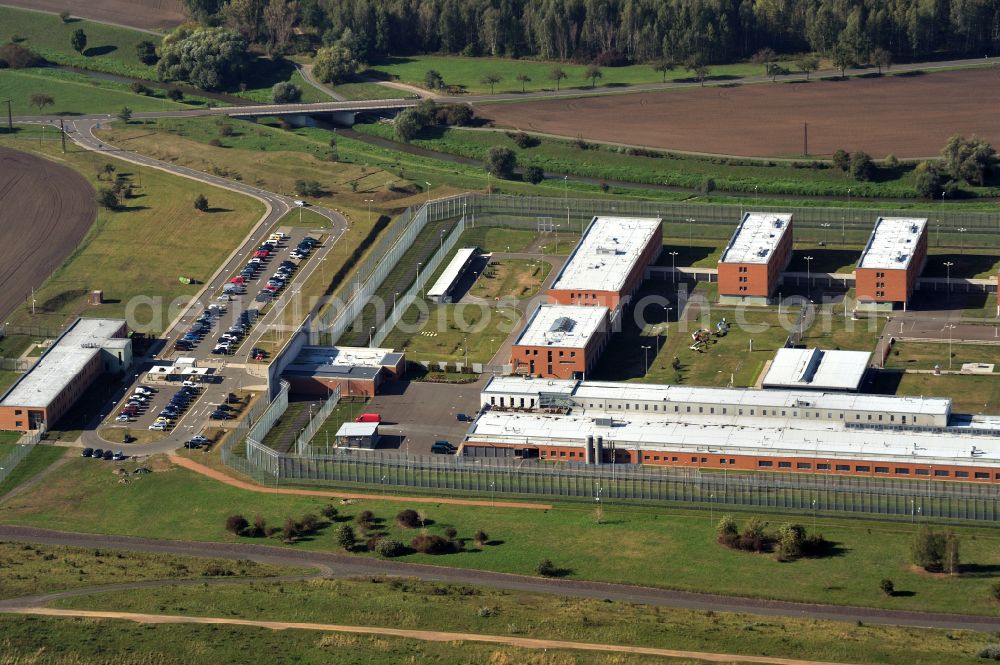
left=162, top=226, right=325, bottom=363
left=361, top=378, right=487, bottom=455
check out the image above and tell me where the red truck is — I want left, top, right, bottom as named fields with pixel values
left=355, top=413, right=381, bottom=423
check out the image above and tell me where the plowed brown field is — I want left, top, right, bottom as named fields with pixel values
left=1, top=0, right=185, bottom=31
left=0, top=147, right=96, bottom=321
left=481, top=68, right=1000, bottom=159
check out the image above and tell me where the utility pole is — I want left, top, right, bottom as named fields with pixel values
left=3, top=99, right=11, bottom=131
left=59, top=119, right=66, bottom=153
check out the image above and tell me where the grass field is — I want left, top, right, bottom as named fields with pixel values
left=0, top=68, right=198, bottom=116
left=384, top=301, right=521, bottom=364
left=594, top=283, right=797, bottom=386
left=367, top=54, right=766, bottom=95
left=0, top=445, right=64, bottom=497
left=6, top=455, right=1000, bottom=616
left=1, top=6, right=160, bottom=79
left=0, top=616, right=701, bottom=665
left=354, top=122, right=942, bottom=199
left=887, top=341, right=1000, bottom=370
left=332, top=81, right=412, bottom=100
left=469, top=258, right=550, bottom=300
left=0, top=132, right=264, bottom=332
left=874, top=371, right=1000, bottom=413
left=51, top=578, right=994, bottom=665
left=0, top=540, right=299, bottom=599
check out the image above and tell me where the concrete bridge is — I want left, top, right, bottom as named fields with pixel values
left=132, top=98, right=418, bottom=127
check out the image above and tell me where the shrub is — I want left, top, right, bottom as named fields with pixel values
left=411, top=534, right=451, bottom=554
left=524, top=165, right=544, bottom=185
left=884, top=154, right=900, bottom=169
left=474, top=530, right=489, bottom=547
left=395, top=107, right=425, bottom=141
left=700, top=176, right=716, bottom=194
left=740, top=517, right=767, bottom=553
left=250, top=515, right=267, bottom=537
left=508, top=131, right=539, bottom=149
left=849, top=151, right=875, bottom=181
left=0, top=43, right=45, bottom=69
left=444, top=527, right=458, bottom=541
left=166, top=88, right=184, bottom=101
left=136, top=40, right=158, bottom=65
left=281, top=517, right=298, bottom=543
left=437, top=103, right=474, bottom=126
left=272, top=81, right=302, bottom=104
left=335, top=524, right=355, bottom=551
left=96, top=187, right=119, bottom=210
left=912, top=526, right=947, bottom=572
left=396, top=509, right=420, bottom=529
left=321, top=504, right=338, bottom=521
left=129, top=81, right=151, bottom=95
left=225, top=514, right=248, bottom=535
left=536, top=558, right=558, bottom=577
left=59, top=11, right=71, bottom=22
left=356, top=510, right=375, bottom=528
left=774, top=523, right=805, bottom=561
left=194, top=194, right=209, bottom=211
left=294, top=179, right=323, bottom=197
left=298, top=513, right=319, bottom=534
left=979, top=645, right=1000, bottom=660
left=375, top=538, right=405, bottom=558
left=218, top=123, right=234, bottom=137
left=484, top=146, right=517, bottom=179
left=914, top=161, right=945, bottom=198
left=880, top=578, right=895, bottom=596
left=832, top=149, right=850, bottom=171
left=202, top=563, right=233, bottom=577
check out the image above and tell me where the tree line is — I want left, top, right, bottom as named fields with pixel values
left=182, top=0, right=1000, bottom=65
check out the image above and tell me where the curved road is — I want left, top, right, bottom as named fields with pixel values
left=0, top=525, right=997, bottom=632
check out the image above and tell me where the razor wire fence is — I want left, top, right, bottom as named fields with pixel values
left=294, top=385, right=342, bottom=454
left=0, top=427, right=45, bottom=487
left=220, top=381, right=288, bottom=476
left=222, top=444, right=1000, bottom=522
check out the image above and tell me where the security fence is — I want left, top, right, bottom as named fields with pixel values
left=0, top=428, right=45, bottom=488
left=294, top=385, right=342, bottom=455
left=371, top=214, right=468, bottom=347
left=219, top=381, right=288, bottom=477
left=220, top=443, right=1000, bottom=522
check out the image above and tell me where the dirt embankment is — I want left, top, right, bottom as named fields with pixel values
left=480, top=68, right=1000, bottom=159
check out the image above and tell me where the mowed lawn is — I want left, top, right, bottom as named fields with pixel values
left=468, top=258, right=550, bottom=300
left=2, top=134, right=263, bottom=332
left=0, top=68, right=190, bottom=117
left=383, top=301, right=521, bottom=364
left=887, top=341, right=1000, bottom=370
left=0, top=6, right=160, bottom=79
left=875, top=372, right=1000, bottom=414
left=5, top=456, right=1000, bottom=617
left=367, top=54, right=765, bottom=95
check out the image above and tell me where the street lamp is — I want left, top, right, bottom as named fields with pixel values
left=393, top=291, right=400, bottom=310
left=417, top=262, right=424, bottom=299
left=685, top=218, right=695, bottom=251
left=957, top=227, right=968, bottom=251
left=804, top=255, right=814, bottom=293
left=368, top=326, right=376, bottom=347
left=944, top=324, right=956, bottom=370
left=641, top=344, right=651, bottom=375
left=820, top=222, right=831, bottom=245
left=943, top=261, right=954, bottom=291
left=425, top=181, right=432, bottom=206
left=363, top=198, right=374, bottom=227
left=668, top=251, right=679, bottom=283
left=439, top=228, right=446, bottom=252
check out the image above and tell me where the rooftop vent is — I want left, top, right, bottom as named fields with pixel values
left=896, top=253, right=908, bottom=263
left=911, top=224, right=919, bottom=233
left=549, top=317, right=576, bottom=334
left=773, top=219, right=784, bottom=228
left=594, top=417, right=613, bottom=427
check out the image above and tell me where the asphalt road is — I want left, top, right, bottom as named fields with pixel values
left=0, top=525, right=997, bottom=632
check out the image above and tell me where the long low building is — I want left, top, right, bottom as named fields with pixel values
left=282, top=345, right=404, bottom=397
left=480, top=376, right=950, bottom=427
left=0, top=318, right=131, bottom=432
left=761, top=347, right=871, bottom=392
left=462, top=408, right=1000, bottom=481
left=426, top=247, right=478, bottom=303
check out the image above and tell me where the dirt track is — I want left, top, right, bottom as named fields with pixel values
left=0, top=147, right=96, bottom=323
left=168, top=455, right=553, bottom=510
left=0, top=0, right=185, bottom=31
left=3, top=607, right=857, bottom=665
left=481, top=68, right=1000, bottom=159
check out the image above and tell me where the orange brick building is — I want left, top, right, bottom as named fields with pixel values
left=0, top=318, right=131, bottom=432
left=547, top=216, right=662, bottom=316
left=510, top=305, right=609, bottom=379
left=855, top=217, right=927, bottom=311
left=717, top=212, right=793, bottom=304
left=282, top=346, right=405, bottom=398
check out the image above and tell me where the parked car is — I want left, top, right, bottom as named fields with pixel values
left=456, top=413, right=470, bottom=422
left=182, top=380, right=199, bottom=388
left=102, top=450, right=114, bottom=461
left=81, top=447, right=94, bottom=457
left=92, top=448, right=104, bottom=458
left=112, top=451, right=126, bottom=461
left=148, top=423, right=168, bottom=431
left=190, top=435, right=210, bottom=446
left=115, top=414, right=130, bottom=423
left=431, top=441, right=456, bottom=454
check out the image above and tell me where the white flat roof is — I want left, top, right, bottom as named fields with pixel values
left=481, top=375, right=951, bottom=418
left=761, top=348, right=871, bottom=391
left=720, top=212, right=792, bottom=264
left=1, top=319, right=125, bottom=409
left=467, top=410, right=1000, bottom=467
left=427, top=247, right=477, bottom=299
left=295, top=346, right=398, bottom=368
left=336, top=422, right=379, bottom=437
left=858, top=217, right=927, bottom=270
left=550, top=216, right=660, bottom=293
left=514, top=305, right=608, bottom=349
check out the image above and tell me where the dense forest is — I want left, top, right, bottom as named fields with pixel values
left=184, top=0, right=1000, bottom=65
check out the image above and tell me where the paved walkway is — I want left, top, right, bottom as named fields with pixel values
left=168, top=454, right=552, bottom=509
left=0, top=606, right=859, bottom=665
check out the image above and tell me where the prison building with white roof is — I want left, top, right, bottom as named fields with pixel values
left=510, top=305, right=610, bottom=379
left=717, top=212, right=793, bottom=304
left=855, top=217, right=927, bottom=310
